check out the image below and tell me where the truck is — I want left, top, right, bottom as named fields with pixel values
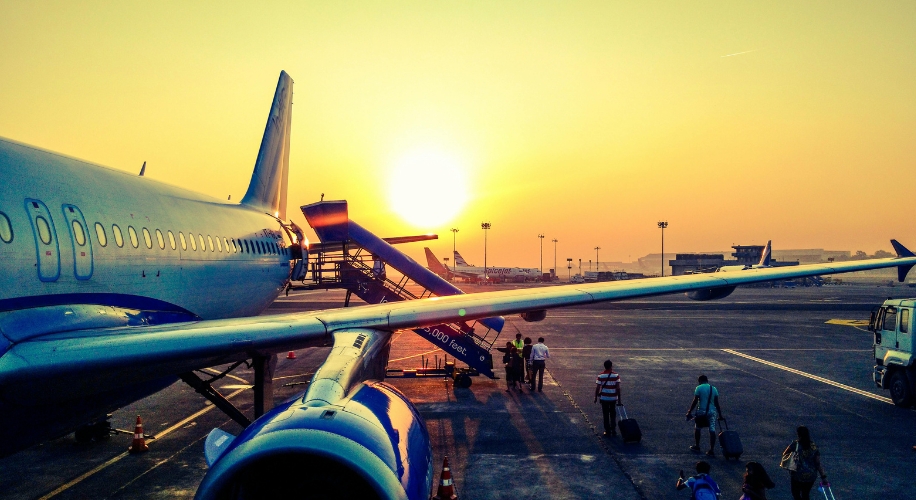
left=870, top=299, right=916, bottom=406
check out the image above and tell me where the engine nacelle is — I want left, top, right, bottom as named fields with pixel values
left=519, top=309, right=547, bottom=322
left=685, top=286, right=737, bottom=301
left=196, top=380, right=433, bottom=500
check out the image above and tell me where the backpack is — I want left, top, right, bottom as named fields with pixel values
left=690, top=475, right=719, bottom=500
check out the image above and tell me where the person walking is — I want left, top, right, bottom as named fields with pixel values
left=509, top=347, right=524, bottom=391
left=675, top=461, right=721, bottom=500
left=502, top=342, right=516, bottom=392
left=685, top=375, right=723, bottom=456
left=594, top=360, right=621, bottom=437
left=522, top=337, right=533, bottom=385
left=529, top=337, right=549, bottom=392
left=740, top=461, right=775, bottom=500
left=779, top=426, right=828, bottom=500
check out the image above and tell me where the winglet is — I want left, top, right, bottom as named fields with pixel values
left=891, top=239, right=915, bottom=282
left=758, top=240, right=772, bottom=267
left=241, top=71, right=293, bottom=219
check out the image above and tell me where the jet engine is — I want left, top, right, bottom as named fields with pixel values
left=685, top=286, right=737, bottom=301
left=519, top=309, right=547, bottom=322
left=195, top=328, right=434, bottom=500
left=196, top=380, right=433, bottom=500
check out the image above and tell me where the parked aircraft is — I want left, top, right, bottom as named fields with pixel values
left=424, top=248, right=541, bottom=282
left=687, top=240, right=773, bottom=300
left=1, top=72, right=914, bottom=500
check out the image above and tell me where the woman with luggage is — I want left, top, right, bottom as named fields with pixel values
left=780, top=426, right=828, bottom=500
left=740, top=461, right=775, bottom=500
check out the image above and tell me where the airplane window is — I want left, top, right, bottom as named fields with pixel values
left=112, top=224, right=124, bottom=247
left=216, top=237, right=222, bottom=252
left=36, top=216, right=52, bottom=245
left=142, top=228, right=153, bottom=249
left=257, top=241, right=263, bottom=254
left=0, top=212, right=12, bottom=243
left=168, top=230, right=176, bottom=250
left=71, top=220, right=87, bottom=246
left=244, top=240, right=249, bottom=253
left=190, top=232, right=198, bottom=251
left=223, top=237, right=230, bottom=253
left=198, top=234, right=205, bottom=252
left=207, top=235, right=214, bottom=252
left=94, top=222, right=107, bottom=247
left=128, top=226, right=139, bottom=248
left=155, top=229, right=165, bottom=249
left=179, top=232, right=187, bottom=250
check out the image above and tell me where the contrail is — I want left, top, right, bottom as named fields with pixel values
left=721, top=49, right=757, bottom=58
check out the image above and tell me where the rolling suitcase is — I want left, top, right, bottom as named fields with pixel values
left=817, top=482, right=837, bottom=500
left=718, top=417, right=743, bottom=460
left=616, top=405, right=642, bottom=443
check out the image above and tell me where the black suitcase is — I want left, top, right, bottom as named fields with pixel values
left=718, top=418, right=743, bottom=460
left=616, top=405, right=642, bottom=443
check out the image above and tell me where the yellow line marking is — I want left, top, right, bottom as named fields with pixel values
left=722, top=349, right=892, bottom=404
left=825, top=319, right=870, bottom=326
left=203, top=367, right=249, bottom=384
left=38, top=387, right=248, bottom=500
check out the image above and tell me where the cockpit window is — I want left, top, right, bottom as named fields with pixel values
left=94, top=222, right=107, bottom=247
left=0, top=212, right=13, bottom=243
left=112, top=224, right=124, bottom=247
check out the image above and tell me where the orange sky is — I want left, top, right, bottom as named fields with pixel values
left=1, top=2, right=914, bottom=268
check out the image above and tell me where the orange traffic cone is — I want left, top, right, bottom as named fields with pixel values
left=432, top=456, right=457, bottom=500
left=128, top=415, right=149, bottom=453
left=287, top=351, right=296, bottom=359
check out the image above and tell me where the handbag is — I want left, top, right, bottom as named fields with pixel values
left=694, top=385, right=713, bottom=427
left=779, top=442, right=800, bottom=471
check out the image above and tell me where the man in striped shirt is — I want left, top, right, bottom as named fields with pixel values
left=594, top=360, right=622, bottom=437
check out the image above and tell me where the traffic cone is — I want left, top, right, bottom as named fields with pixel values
left=287, top=351, right=296, bottom=360
left=432, top=456, right=457, bottom=500
left=128, top=415, right=149, bottom=453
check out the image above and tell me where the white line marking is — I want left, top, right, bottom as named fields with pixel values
left=38, top=387, right=248, bottom=499
left=550, top=347, right=868, bottom=351
left=722, top=349, right=892, bottom=404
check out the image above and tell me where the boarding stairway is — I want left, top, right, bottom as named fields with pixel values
left=290, top=200, right=504, bottom=378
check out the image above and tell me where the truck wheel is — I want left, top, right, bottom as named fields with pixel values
left=889, top=371, right=914, bottom=407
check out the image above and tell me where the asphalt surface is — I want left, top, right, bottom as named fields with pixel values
left=2, top=284, right=916, bottom=499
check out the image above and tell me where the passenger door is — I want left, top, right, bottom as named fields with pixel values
left=61, top=204, right=93, bottom=280
left=24, top=198, right=61, bottom=282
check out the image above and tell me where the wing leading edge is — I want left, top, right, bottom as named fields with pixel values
left=2, top=250, right=914, bottom=399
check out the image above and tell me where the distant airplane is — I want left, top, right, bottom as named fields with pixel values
left=1, top=72, right=914, bottom=499
left=424, top=248, right=541, bottom=282
left=687, top=240, right=775, bottom=300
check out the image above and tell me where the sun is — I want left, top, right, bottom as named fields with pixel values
left=388, top=148, right=470, bottom=228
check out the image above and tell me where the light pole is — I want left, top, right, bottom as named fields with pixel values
left=538, top=234, right=545, bottom=278
left=566, top=258, right=572, bottom=282
left=658, top=221, right=668, bottom=277
left=481, top=222, right=491, bottom=282
left=450, top=228, right=459, bottom=264
left=443, top=257, right=450, bottom=270
left=594, top=246, right=601, bottom=273
left=552, top=239, right=558, bottom=280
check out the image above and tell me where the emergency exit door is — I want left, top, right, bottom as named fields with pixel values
left=24, top=198, right=61, bottom=282
left=61, top=204, right=93, bottom=280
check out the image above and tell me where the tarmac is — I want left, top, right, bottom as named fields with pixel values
left=2, top=283, right=916, bottom=499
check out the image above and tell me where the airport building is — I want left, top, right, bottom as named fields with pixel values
left=668, top=244, right=798, bottom=276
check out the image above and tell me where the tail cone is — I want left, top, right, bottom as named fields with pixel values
left=432, top=456, right=458, bottom=500
left=128, top=415, right=149, bottom=453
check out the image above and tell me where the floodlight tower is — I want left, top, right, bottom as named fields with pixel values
left=566, top=258, right=573, bottom=282
left=658, top=221, right=668, bottom=277
left=594, top=246, right=601, bottom=273
left=450, top=228, right=459, bottom=264
left=552, top=239, right=558, bottom=280
left=481, top=222, right=491, bottom=282
left=538, top=234, right=545, bottom=278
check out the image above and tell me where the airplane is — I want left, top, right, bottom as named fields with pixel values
left=1, top=71, right=915, bottom=500
left=424, top=247, right=541, bottom=282
left=686, top=240, right=773, bottom=300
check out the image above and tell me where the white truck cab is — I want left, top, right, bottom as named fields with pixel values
left=871, top=299, right=916, bottom=406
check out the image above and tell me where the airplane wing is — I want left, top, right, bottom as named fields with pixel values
left=2, top=251, right=914, bottom=397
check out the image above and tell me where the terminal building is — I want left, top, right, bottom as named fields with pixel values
left=669, top=244, right=799, bottom=276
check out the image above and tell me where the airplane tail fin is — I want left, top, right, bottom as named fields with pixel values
left=758, top=240, right=772, bottom=266
left=454, top=251, right=470, bottom=267
left=241, top=71, right=294, bottom=219
left=891, top=239, right=916, bottom=282
left=425, top=248, right=450, bottom=275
